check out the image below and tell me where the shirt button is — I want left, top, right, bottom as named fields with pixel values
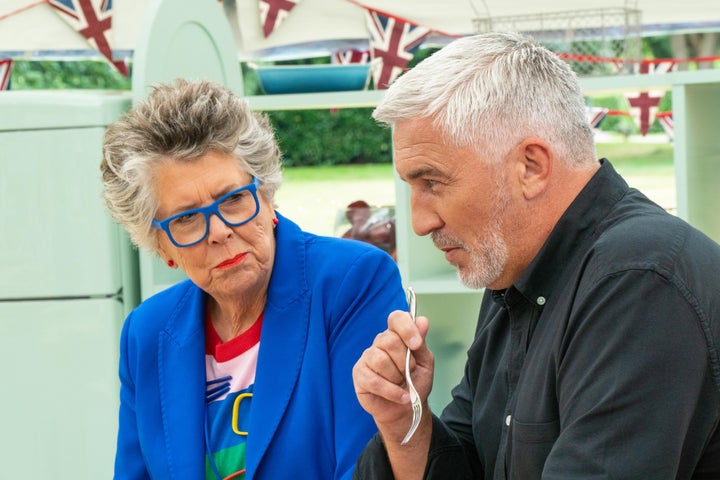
left=505, top=414, right=512, bottom=426
left=536, top=296, right=546, bottom=305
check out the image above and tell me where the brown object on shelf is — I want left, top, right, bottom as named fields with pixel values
left=341, top=200, right=397, bottom=261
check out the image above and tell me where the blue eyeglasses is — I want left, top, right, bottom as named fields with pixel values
left=152, top=177, right=261, bottom=248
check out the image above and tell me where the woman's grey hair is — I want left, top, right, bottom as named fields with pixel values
left=101, top=79, right=282, bottom=252
left=373, top=32, right=596, bottom=167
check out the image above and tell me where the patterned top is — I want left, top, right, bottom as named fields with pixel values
left=204, top=312, right=263, bottom=480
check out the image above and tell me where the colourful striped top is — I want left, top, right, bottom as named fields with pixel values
left=204, top=312, right=263, bottom=480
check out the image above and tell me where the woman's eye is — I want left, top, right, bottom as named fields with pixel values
left=175, top=212, right=199, bottom=224
left=225, top=192, right=246, bottom=204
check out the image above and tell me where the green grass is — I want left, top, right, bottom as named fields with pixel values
left=278, top=140, right=676, bottom=235
left=596, top=142, right=674, bottom=175
left=282, top=141, right=674, bottom=180
left=277, top=164, right=397, bottom=236
left=281, top=163, right=395, bottom=182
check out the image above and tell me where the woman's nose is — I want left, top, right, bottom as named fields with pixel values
left=206, top=213, right=233, bottom=243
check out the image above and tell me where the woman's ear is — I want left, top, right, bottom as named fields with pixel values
left=516, top=138, right=552, bottom=200
left=155, top=240, right=174, bottom=268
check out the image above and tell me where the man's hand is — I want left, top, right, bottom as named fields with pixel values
left=353, top=309, right=435, bottom=478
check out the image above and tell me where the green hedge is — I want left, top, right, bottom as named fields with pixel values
left=266, top=108, right=392, bottom=166
left=10, top=59, right=131, bottom=90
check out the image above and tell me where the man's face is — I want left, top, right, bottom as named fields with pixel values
left=393, top=117, right=512, bottom=290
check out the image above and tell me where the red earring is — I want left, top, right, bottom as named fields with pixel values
left=167, top=260, right=175, bottom=267
left=272, top=218, right=279, bottom=226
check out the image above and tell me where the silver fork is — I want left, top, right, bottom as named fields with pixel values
left=401, top=286, right=423, bottom=445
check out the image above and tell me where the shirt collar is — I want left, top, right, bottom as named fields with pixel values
left=509, top=159, right=630, bottom=308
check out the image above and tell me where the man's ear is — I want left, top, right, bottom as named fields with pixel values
left=515, top=137, right=552, bottom=200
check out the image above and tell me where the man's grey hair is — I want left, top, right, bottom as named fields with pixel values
left=373, top=32, right=596, bottom=166
left=101, top=79, right=282, bottom=252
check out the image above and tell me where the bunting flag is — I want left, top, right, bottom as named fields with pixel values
left=585, top=106, right=609, bottom=129
left=0, top=58, right=12, bottom=91
left=48, top=0, right=128, bottom=76
left=655, top=111, right=674, bottom=141
left=624, top=60, right=671, bottom=136
left=259, top=0, right=301, bottom=38
left=633, top=60, right=677, bottom=75
left=625, top=90, right=665, bottom=136
left=332, top=49, right=371, bottom=65
left=364, top=8, right=430, bottom=89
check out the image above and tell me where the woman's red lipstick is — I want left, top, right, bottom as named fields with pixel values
left=215, top=253, right=246, bottom=269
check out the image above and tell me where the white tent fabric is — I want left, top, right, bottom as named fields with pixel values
left=0, top=0, right=718, bottom=57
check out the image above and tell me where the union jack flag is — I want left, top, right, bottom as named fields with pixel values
left=259, top=0, right=301, bottom=38
left=48, top=0, right=127, bottom=76
left=655, top=111, right=674, bottom=141
left=365, top=8, right=430, bottom=89
left=633, top=60, right=677, bottom=75
left=0, top=59, right=12, bottom=91
left=585, top=106, right=609, bottom=129
left=332, top=49, right=371, bottom=65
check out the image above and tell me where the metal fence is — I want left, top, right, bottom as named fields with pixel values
left=473, top=5, right=643, bottom=76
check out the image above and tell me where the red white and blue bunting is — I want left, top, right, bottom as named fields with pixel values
left=363, top=8, right=431, bottom=89
left=332, top=48, right=371, bottom=65
left=48, top=0, right=127, bottom=76
left=258, top=0, right=301, bottom=38
left=586, top=106, right=609, bottom=129
left=0, top=58, right=12, bottom=90
left=655, top=111, right=674, bottom=141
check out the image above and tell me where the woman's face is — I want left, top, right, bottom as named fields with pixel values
left=153, top=150, right=276, bottom=301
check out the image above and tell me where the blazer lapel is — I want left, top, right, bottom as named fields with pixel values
left=245, top=213, right=311, bottom=476
left=157, top=284, right=207, bottom=478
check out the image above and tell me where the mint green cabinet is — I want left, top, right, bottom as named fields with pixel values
left=0, top=90, right=135, bottom=478
left=0, top=298, right=123, bottom=477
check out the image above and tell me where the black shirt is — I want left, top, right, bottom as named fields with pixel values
left=355, top=160, right=720, bottom=479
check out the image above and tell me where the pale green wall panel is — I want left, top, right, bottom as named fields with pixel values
left=0, top=89, right=135, bottom=478
left=419, top=292, right=484, bottom=413
left=0, top=90, right=131, bottom=131
left=0, top=90, right=134, bottom=299
left=131, top=0, right=243, bottom=102
left=678, top=83, right=720, bottom=242
left=0, top=298, right=122, bottom=478
left=0, top=127, right=125, bottom=298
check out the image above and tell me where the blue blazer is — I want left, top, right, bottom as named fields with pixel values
left=114, top=213, right=407, bottom=479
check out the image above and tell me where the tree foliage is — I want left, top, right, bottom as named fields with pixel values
left=10, top=59, right=131, bottom=90
left=267, top=108, right=392, bottom=166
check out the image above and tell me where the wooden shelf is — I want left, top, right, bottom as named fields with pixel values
left=245, top=89, right=384, bottom=111
left=579, top=68, right=720, bottom=94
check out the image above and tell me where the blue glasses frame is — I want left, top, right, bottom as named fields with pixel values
left=152, top=177, right=261, bottom=248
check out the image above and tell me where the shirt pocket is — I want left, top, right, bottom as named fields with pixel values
left=509, top=417, right=559, bottom=479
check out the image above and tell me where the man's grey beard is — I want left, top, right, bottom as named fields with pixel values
left=462, top=225, right=508, bottom=289
left=432, top=222, right=508, bottom=289
left=431, top=175, right=510, bottom=289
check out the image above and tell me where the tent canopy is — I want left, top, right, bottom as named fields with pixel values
left=0, top=0, right=718, bottom=59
